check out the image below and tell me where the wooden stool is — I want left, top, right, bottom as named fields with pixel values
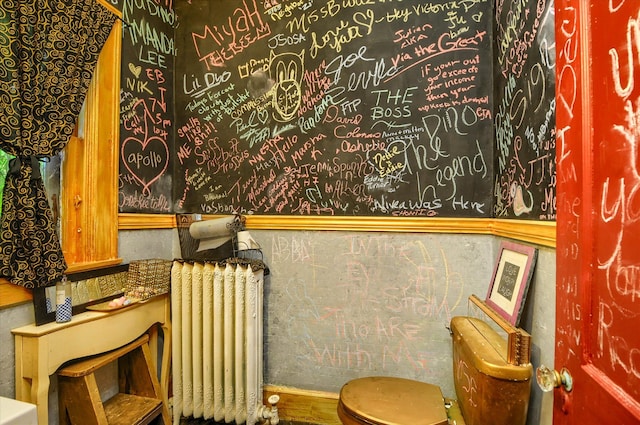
left=57, top=334, right=170, bottom=425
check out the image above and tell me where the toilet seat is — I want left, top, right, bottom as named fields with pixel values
left=337, top=376, right=449, bottom=425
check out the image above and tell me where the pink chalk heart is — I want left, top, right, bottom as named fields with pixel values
left=121, top=136, right=169, bottom=196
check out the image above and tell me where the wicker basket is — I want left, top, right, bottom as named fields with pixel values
left=125, top=259, right=172, bottom=301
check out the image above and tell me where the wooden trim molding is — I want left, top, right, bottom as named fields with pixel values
left=0, top=279, right=32, bottom=309
left=490, top=219, right=556, bottom=247
left=97, top=0, right=121, bottom=17
left=65, top=259, right=124, bottom=274
left=119, top=213, right=177, bottom=229
left=264, top=385, right=340, bottom=425
left=119, top=214, right=556, bottom=248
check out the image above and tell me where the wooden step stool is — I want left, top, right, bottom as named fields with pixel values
left=57, top=333, right=170, bottom=425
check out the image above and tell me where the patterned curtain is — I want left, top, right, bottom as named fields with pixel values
left=0, top=0, right=116, bottom=288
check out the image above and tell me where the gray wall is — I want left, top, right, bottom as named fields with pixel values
left=0, top=301, right=34, bottom=399
left=0, top=228, right=554, bottom=425
left=254, top=230, right=555, bottom=425
left=259, top=231, right=492, bottom=398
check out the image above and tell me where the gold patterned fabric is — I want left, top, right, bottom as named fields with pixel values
left=0, top=0, right=115, bottom=288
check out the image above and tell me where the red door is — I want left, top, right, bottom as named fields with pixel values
left=555, top=0, right=640, bottom=423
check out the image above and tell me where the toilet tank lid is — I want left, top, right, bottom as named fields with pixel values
left=450, top=316, right=532, bottom=381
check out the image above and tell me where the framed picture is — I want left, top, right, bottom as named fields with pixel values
left=485, top=241, right=538, bottom=327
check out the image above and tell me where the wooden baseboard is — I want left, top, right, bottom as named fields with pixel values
left=264, top=385, right=341, bottom=425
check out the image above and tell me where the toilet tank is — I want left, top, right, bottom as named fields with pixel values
left=450, top=316, right=532, bottom=425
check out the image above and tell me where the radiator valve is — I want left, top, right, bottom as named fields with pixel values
left=260, top=394, right=280, bottom=425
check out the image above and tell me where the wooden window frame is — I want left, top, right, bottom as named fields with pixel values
left=62, top=16, right=121, bottom=272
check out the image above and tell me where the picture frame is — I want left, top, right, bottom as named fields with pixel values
left=485, top=241, right=538, bottom=327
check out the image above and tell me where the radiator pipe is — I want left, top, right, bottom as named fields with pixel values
left=260, top=394, right=280, bottom=424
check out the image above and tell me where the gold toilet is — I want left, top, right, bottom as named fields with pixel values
left=337, top=316, right=533, bottom=425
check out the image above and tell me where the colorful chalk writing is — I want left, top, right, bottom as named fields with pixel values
left=493, top=0, right=556, bottom=220
left=119, top=0, right=175, bottom=213
left=173, top=0, right=494, bottom=217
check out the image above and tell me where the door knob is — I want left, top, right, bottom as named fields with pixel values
left=536, top=365, right=573, bottom=392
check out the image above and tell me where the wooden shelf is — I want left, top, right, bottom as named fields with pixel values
left=103, top=393, right=162, bottom=425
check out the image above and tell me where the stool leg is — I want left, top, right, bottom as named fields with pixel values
left=118, top=346, right=155, bottom=397
left=58, top=374, right=109, bottom=425
left=140, top=344, right=172, bottom=424
left=119, top=343, right=171, bottom=424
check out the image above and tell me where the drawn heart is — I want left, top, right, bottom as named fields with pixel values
left=257, top=108, right=269, bottom=124
left=128, top=63, right=142, bottom=78
left=121, top=136, right=169, bottom=197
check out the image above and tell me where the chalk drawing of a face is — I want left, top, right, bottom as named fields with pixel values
left=269, top=50, right=304, bottom=122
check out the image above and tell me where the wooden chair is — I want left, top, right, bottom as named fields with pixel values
left=57, top=333, right=170, bottom=425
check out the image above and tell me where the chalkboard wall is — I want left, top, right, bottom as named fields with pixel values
left=111, top=0, right=557, bottom=221
left=118, top=0, right=175, bottom=213
left=493, top=0, right=556, bottom=220
left=173, top=0, right=495, bottom=217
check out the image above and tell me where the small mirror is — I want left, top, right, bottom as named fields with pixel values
left=33, top=264, right=129, bottom=325
left=41, top=151, right=63, bottom=238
